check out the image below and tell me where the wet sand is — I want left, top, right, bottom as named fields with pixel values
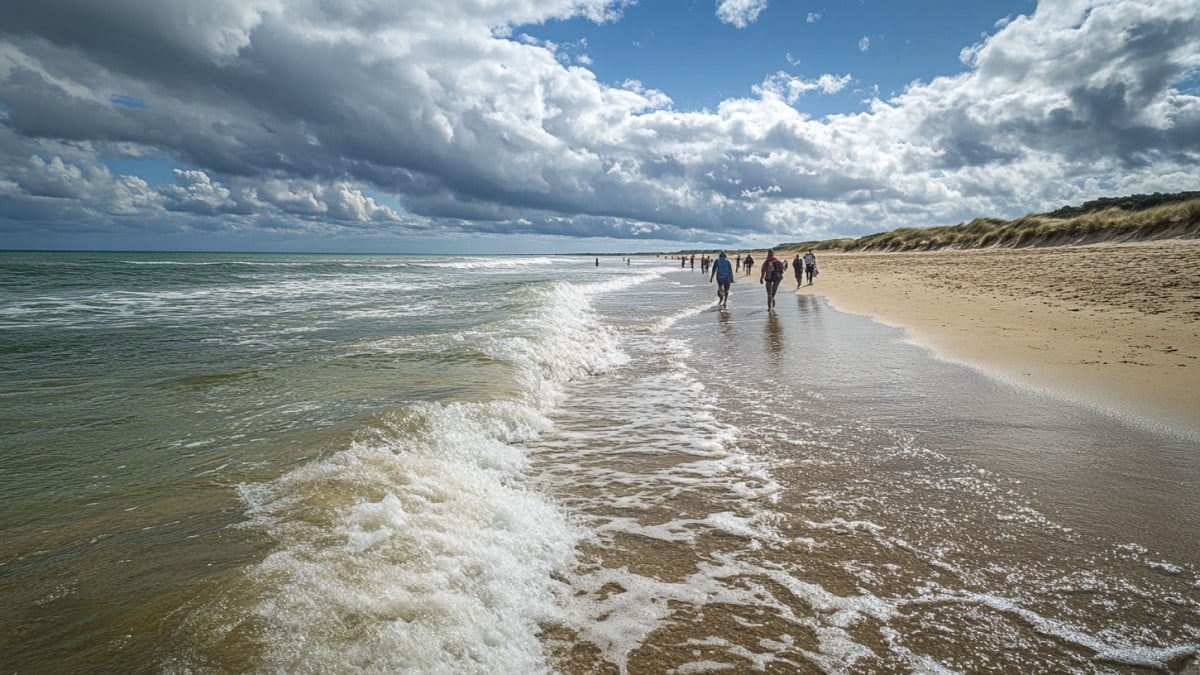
left=535, top=267, right=1200, bottom=673
left=782, top=240, right=1200, bottom=439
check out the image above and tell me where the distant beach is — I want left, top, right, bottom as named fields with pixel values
left=772, top=240, right=1200, bottom=439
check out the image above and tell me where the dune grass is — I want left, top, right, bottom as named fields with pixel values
left=776, top=195, right=1200, bottom=253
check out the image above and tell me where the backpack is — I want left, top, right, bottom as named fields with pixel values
left=767, top=258, right=784, bottom=281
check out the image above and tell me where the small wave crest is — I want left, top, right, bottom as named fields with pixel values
left=176, top=269, right=633, bottom=671
left=208, top=401, right=578, bottom=673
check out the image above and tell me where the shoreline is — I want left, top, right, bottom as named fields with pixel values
left=773, top=240, right=1200, bottom=440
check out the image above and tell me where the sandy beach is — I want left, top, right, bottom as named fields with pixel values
left=773, top=240, right=1200, bottom=438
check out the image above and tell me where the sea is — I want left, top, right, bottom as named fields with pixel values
left=1, top=250, right=1197, bottom=674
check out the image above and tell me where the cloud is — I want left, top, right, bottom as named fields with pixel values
left=0, top=0, right=1198, bottom=250
left=757, top=73, right=853, bottom=103
left=716, top=0, right=769, bottom=29
left=162, top=170, right=237, bottom=214
left=858, top=36, right=871, bottom=53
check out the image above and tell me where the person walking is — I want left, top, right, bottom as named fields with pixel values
left=743, top=253, right=754, bottom=277
left=709, top=251, right=734, bottom=309
left=759, top=249, right=785, bottom=310
left=803, top=249, right=818, bottom=285
left=793, top=254, right=804, bottom=289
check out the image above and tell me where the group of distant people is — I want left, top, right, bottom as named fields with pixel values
left=703, top=249, right=818, bottom=310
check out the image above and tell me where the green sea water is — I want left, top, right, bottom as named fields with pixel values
left=2, top=251, right=1197, bottom=672
left=0, top=251, right=628, bottom=670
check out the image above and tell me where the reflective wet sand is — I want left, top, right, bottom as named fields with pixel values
left=531, top=277, right=1200, bottom=673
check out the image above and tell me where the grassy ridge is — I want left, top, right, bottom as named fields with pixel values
left=777, top=193, right=1200, bottom=253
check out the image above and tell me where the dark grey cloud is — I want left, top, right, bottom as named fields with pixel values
left=1, top=0, right=1198, bottom=249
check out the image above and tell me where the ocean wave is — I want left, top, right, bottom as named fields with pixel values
left=223, top=401, right=577, bottom=673
left=176, top=267, right=633, bottom=671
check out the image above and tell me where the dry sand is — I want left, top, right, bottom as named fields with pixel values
left=775, top=240, right=1200, bottom=438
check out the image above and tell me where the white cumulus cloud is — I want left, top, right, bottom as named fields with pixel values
left=716, top=0, right=769, bottom=29
left=757, top=73, right=854, bottom=103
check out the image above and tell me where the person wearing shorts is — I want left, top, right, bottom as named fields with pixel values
left=759, top=249, right=784, bottom=310
left=710, top=251, right=734, bottom=309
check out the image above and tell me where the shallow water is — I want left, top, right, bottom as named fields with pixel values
left=1, top=253, right=1196, bottom=672
left=530, top=270, right=1200, bottom=672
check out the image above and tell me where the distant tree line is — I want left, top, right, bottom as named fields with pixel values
left=1042, top=191, right=1200, bottom=218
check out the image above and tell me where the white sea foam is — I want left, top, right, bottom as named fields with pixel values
left=511, top=296, right=822, bottom=672
left=902, top=591, right=1200, bottom=671
left=1, top=269, right=450, bottom=330
left=201, top=265, right=639, bottom=671
left=420, top=256, right=559, bottom=270
left=576, top=269, right=663, bottom=297
left=230, top=401, right=576, bottom=673
left=559, top=551, right=903, bottom=674
left=648, top=300, right=719, bottom=334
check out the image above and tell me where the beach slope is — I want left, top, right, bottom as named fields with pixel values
left=796, top=240, right=1200, bottom=438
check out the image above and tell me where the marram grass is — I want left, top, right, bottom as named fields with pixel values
left=776, top=196, right=1200, bottom=253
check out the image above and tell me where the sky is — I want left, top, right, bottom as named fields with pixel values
left=0, top=0, right=1198, bottom=253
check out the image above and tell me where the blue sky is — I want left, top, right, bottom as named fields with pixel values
left=526, top=1, right=1036, bottom=115
left=0, top=0, right=1197, bottom=253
